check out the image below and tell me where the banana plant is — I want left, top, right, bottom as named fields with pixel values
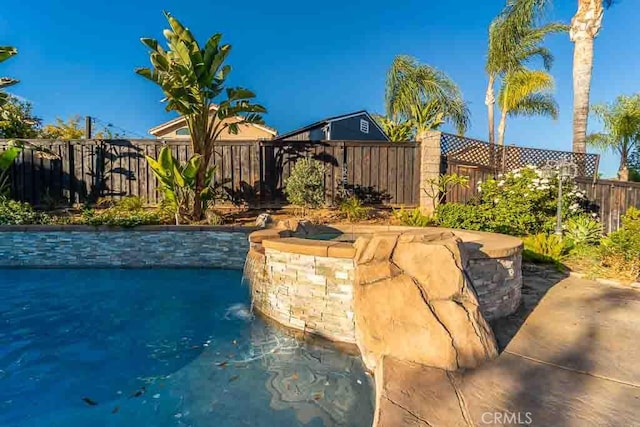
left=0, top=140, right=59, bottom=197
left=0, top=143, right=22, bottom=197
left=145, top=146, right=215, bottom=224
left=136, top=13, right=265, bottom=220
left=0, top=46, right=19, bottom=109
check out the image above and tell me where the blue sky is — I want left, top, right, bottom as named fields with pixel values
left=1, top=0, right=638, bottom=176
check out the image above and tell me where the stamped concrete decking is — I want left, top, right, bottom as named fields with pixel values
left=376, top=268, right=640, bottom=426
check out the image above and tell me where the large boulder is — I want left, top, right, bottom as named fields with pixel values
left=353, top=231, right=498, bottom=371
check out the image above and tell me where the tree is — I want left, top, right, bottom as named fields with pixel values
left=373, top=114, right=414, bottom=142
left=0, top=46, right=18, bottom=108
left=136, top=12, right=266, bottom=219
left=40, top=116, right=85, bottom=139
left=587, top=94, right=640, bottom=181
left=0, top=96, right=41, bottom=139
left=497, top=69, right=558, bottom=146
left=486, top=0, right=566, bottom=145
left=385, top=55, right=469, bottom=136
left=571, top=0, right=615, bottom=154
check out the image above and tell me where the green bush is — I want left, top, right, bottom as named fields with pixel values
left=523, top=233, right=573, bottom=264
left=81, top=196, right=168, bottom=227
left=435, top=203, right=484, bottom=230
left=284, top=158, right=325, bottom=211
left=0, top=197, right=51, bottom=225
left=600, top=207, right=640, bottom=279
left=436, top=166, right=589, bottom=236
left=565, top=215, right=603, bottom=245
left=393, top=207, right=433, bottom=227
left=339, top=196, right=370, bottom=222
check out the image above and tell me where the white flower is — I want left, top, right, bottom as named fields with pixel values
left=540, top=178, right=549, bottom=184
left=497, top=180, right=505, bottom=187
left=591, top=212, right=598, bottom=218
left=513, top=172, right=521, bottom=178
left=494, top=198, right=500, bottom=204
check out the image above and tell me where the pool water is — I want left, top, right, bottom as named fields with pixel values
left=0, top=269, right=374, bottom=427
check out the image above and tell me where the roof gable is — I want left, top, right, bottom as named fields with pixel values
left=148, top=105, right=277, bottom=137
left=276, top=110, right=389, bottom=141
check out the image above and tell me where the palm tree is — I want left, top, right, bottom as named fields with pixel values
left=571, top=0, right=615, bottom=154
left=587, top=94, right=640, bottom=181
left=0, top=46, right=18, bottom=109
left=486, top=0, right=566, bottom=146
left=373, top=115, right=414, bottom=142
left=385, top=55, right=469, bottom=135
left=497, top=69, right=558, bottom=146
left=136, top=12, right=266, bottom=219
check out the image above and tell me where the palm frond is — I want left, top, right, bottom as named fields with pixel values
left=385, top=55, right=469, bottom=134
left=509, top=92, right=558, bottom=119
left=588, top=94, right=640, bottom=164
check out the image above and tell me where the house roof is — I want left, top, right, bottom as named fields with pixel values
left=275, top=110, right=389, bottom=141
left=148, top=105, right=278, bottom=137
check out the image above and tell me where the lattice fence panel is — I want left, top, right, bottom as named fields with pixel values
left=440, top=133, right=599, bottom=178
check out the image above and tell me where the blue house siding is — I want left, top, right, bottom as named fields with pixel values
left=329, top=113, right=387, bottom=141
left=276, top=110, right=389, bottom=142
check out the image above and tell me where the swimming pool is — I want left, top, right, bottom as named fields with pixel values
left=0, top=269, right=374, bottom=426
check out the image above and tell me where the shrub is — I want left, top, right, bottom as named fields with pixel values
left=422, top=173, right=469, bottom=212
left=0, top=197, right=51, bottom=225
left=435, top=203, right=484, bottom=230
left=393, top=207, right=433, bottom=227
left=284, top=158, right=325, bottom=211
left=523, top=233, right=573, bottom=264
left=600, top=207, right=640, bottom=279
left=339, top=196, right=370, bottom=222
left=437, top=166, right=589, bottom=236
left=81, top=196, right=168, bottom=227
left=565, top=215, right=603, bottom=245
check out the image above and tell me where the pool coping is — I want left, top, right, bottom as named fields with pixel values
left=250, top=224, right=523, bottom=260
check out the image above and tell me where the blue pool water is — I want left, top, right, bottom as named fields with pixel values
left=0, top=269, right=374, bottom=426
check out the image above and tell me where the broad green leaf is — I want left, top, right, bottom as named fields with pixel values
left=158, top=146, right=174, bottom=173
left=173, top=164, right=185, bottom=187
left=182, top=154, right=202, bottom=180
left=0, top=146, right=21, bottom=171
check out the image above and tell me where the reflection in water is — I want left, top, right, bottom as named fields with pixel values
left=1, top=269, right=373, bottom=427
left=163, top=305, right=373, bottom=427
left=249, top=322, right=369, bottom=426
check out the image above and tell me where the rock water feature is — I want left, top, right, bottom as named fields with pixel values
left=352, top=231, right=498, bottom=372
left=245, top=221, right=522, bottom=426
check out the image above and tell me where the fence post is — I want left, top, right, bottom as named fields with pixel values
left=418, top=131, right=442, bottom=215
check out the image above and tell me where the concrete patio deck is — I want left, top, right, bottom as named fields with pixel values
left=375, top=269, right=640, bottom=426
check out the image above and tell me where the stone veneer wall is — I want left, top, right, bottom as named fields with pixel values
left=0, top=226, right=250, bottom=268
left=469, top=255, right=522, bottom=320
left=247, top=224, right=523, bottom=343
left=249, top=248, right=357, bottom=343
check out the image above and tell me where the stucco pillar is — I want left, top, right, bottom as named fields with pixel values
left=418, top=131, right=443, bottom=215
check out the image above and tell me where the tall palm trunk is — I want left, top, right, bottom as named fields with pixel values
left=571, top=0, right=604, bottom=153
left=497, top=109, right=508, bottom=148
left=571, top=37, right=595, bottom=154
left=486, top=74, right=496, bottom=146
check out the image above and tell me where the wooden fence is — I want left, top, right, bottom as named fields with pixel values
left=445, top=159, right=640, bottom=234
left=0, top=139, right=420, bottom=207
left=575, top=178, right=640, bottom=234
